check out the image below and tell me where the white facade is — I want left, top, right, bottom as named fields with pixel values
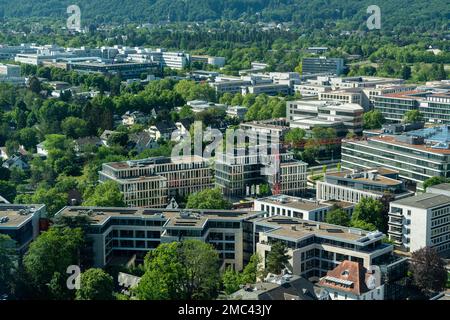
left=388, top=193, right=450, bottom=255
left=254, top=195, right=331, bottom=222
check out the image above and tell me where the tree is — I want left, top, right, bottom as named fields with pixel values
left=18, top=127, right=39, bottom=150
left=351, top=197, right=384, bottom=231
left=135, top=240, right=221, bottom=300
left=15, top=186, right=67, bottom=218
left=76, top=268, right=114, bottom=300
left=0, top=180, right=16, bottom=202
left=28, top=76, right=42, bottom=94
left=258, top=184, right=272, bottom=197
left=83, top=181, right=126, bottom=207
left=186, top=188, right=232, bottom=210
left=423, top=176, right=449, bottom=191
left=350, top=219, right=377, bottom=231
left=61, top=117, right=89, bottom=139
left=221, top=266, right=242, bottom=295
left=266, top=242, right=290, bottom=275
left=363, top=110, right=385, bottom=129
left=403, top=110, right=423, bottom=124
left=401, top=65, right=412, bottom=80
left=284, top=128, right=306, bottom=145
left=241, top=253, right=262, bottom=284
left=0, top=235, right=16, bottom=295
left=325, top=207, right=350, bottom=227
left=107, top=131, right=129, bottom=147
left=409, top=247, right=447, bottom=293
left=23, top=227, right=84, bottom=298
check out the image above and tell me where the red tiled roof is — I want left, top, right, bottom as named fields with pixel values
left=318, top=260, right=370, bottom=295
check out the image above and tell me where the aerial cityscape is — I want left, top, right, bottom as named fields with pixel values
left=0, top=0, right=449, bottom=309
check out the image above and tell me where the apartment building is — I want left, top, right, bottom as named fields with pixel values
left=388, top=191, right=450, bottom=256
left=54, top=206, right=265, bottom=270
left=302, top=57, right=345, bottom=75
left=254, top=195, right=354, bottom=222
left=99, top=156, right=214, bottom=207
left=0, top=204, right=46, bottom=254
left=316, top=168, right=413, bottom=204
left=255, top=216, right=394, bottom=280
left=342, top=125, right=450, bottom=191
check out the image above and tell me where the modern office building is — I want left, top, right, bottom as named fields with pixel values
left=302, top=57, right=345, bottom=75
left=319, top=89, right=364, bottom=108
left=210, top=78, right=252, bottom=94
left=0, top=204, right=46, bottom=254
left=286, top=100, right=364, bottom=135
left=255, top=215, right=394, bottom=281
left=341, top=125, right=450, bottom=191
left=242, top=83, right=291, bottom=96
left=419, top=93, right=450, bottom=125
left=316, top=168, right=413, bottom=204
left=54, top=206, right=265, bottom=270
left=254, top=194, right=354, bottom=222
left=190, top=55, right=226, bottom=67
left=68, top=61, right=159, bottom=79
left=215, top=149, right=308, bottom=199
left=373, top=91, right=423, bottom=122
left=0, top=63, right=25, bottom=85
left=98, top=156, right=214, bottom=208
left=388, top=192, right=450, bottom=256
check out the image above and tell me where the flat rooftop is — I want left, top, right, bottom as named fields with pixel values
left=0, top=204, right=44, bottom=228
left=56, top=206, right=263, bottom=227
left=105, top=155, right=208, bottom=170
left=427, top=183, right=450, bottom=192
left=325, top=169, right=402, bottom=186
left=393, top=193, right=450, bottom=209
left=257, top=195, right=329, bottom=211
left=368, top=135, right=450, bottom=155
left=255, top=216, right=382, bottom=243
left=406, top=125, right=450, bottom=144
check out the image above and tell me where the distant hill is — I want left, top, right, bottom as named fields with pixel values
left=0, top=0, right=448, bottom=31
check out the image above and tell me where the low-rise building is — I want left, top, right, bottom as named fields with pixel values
left=229, top=274, right=318, bottom=300
left=286, top=100, right=364, bottom=136
left=0, top=204, right=46, bottom=254
left=121, top=111, right=149, bottom=126
left=318, top=260, right=384, bottom=300
left=255, top=215, right=394, bottom=281
left=226, top=106, right=248, bottom=120
left=54, top=206, right=264, bottom=270
left=146, top=120, right=177, bottom=141
left=254, top=195, right=334, bottom=222
left=241, top=83, right=290, bottom=96
left=316, top=167, right=413, bottom=203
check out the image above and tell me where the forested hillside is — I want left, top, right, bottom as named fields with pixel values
left=0, top=0, right=448, bottom=31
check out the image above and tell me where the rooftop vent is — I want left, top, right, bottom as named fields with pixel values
left=0, top=216, right=10, bottom=223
